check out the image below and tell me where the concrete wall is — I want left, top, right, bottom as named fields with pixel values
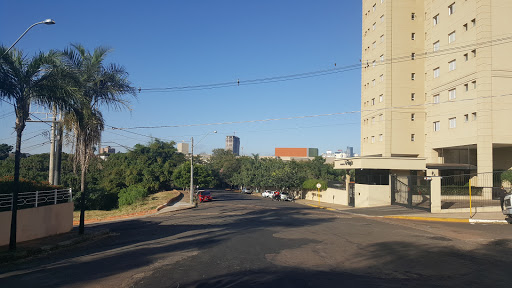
left=304, top=188, right=348, bottom=206
left=354, top=184, right=391, bottom=207
left=0, top=202, right=74, bottom=246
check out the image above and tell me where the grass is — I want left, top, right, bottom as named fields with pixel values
left=73, top=190, right=181, bottom=223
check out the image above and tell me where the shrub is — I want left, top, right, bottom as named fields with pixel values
left=118, top=185, right=148, bottom=206
left=0, top=175, right=63, bottom=194
left=501, top=170, right=512, bottom=185
left=302, top=179, right=327, bottom=191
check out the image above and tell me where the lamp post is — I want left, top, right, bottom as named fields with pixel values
left=190, top=131, right=217, bottom=205
left=2, top=19, right=56, bottom=57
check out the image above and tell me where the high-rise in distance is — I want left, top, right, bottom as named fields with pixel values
left=225, top=135, right=240, bottom=156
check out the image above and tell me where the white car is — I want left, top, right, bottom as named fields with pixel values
left=241, top=188, right=252, bottom=194
left=262, top=190, right=273, bottom=198
left=280, top=192, right=293, bottom=201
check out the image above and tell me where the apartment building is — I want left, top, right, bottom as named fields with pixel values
left=337, top=0, right=512, bottom=178
left=225, top=135, right=240, bottom=156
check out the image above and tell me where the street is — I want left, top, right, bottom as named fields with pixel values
left=1, top=190, right=512, bottom=287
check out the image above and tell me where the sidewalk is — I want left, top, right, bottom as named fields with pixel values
left=295, top=199, right=509, bottom=224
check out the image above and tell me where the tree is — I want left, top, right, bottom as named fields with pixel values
left=60, top=44, right=135, bottom=234
left=0, top=46, right=77, bottom=250
left=172, top=161, right=218, bottom=190
left=207, top=149, right=240, bottom=187
left=0, top=143, right=13, bottom=160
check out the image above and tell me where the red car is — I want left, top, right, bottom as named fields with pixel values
left=198, top=190, right=212, bottom=202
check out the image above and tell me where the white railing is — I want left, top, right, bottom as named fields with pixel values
left=0, top=188, right=72, bottom=210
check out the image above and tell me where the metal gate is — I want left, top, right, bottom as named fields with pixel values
left=348, top=182, right=355, bottom=207
left=391, top=175, right=431, bottom=211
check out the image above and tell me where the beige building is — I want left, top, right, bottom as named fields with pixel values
left=348, top=0, right=512, bottom=176
left=177, top=142, right=189, bottom=154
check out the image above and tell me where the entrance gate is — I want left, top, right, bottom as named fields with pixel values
left=348, top=182, right=355, bottom=207
left=391, top=175, right=431, bottom=212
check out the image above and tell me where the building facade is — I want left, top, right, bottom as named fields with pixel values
left=357, top=0, right=512, bottom=175
left=225, top=136, right=240, bottom=156
left=177, top=142, right=189, bottom=154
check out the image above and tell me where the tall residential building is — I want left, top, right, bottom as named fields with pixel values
left=177, top=142, right=189, bottom=154
left=356, top=0, right=512, bottom=175
left=225, top=135, right=240, bottom=156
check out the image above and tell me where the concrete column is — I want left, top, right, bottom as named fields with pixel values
left=430, top=176, right=441, bottom=213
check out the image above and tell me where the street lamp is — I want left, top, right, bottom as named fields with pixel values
left=2, top=19, right=56, bottom=57
left=190, top=131, right=217, bottom=205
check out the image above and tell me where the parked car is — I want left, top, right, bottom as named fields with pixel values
left=280, top=192, right=293, bottom=201
left=503, top=193, right=512, bottom=223
left=198, top=190, right=212, bottom=202
left=262, top=190, right=273, bottom=198
left=241, top=188, right=252, bottom=194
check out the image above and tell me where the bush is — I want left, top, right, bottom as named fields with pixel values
left=302, top=179, right=327, bottom=191
left=441, top=186, right=482, bottom=196
left=118, top=185, right=148, bottom=206
left=0, top=175, right=63, bottom=194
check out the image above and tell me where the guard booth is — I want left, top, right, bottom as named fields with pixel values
left=335, top=157, right=427, bottom=208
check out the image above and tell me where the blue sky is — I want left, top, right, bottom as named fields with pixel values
left=0, top=0, right=362, bottom=156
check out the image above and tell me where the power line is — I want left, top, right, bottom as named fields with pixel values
left=137, top=33, right=512, bottom=94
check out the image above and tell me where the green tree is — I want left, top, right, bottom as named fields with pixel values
left=60, top=44, right=136, bottom=234
left=207, top=148, right=240, bottom=187
left=0, top=47, right=77, bottom=249
left=0, top=144, right=13, bottom=160
left=172, top=161, right=218, bottom=190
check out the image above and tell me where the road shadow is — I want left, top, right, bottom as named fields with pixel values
left=0, top=198, right=337, bottom=287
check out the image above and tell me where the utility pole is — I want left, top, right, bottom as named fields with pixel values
left=190, top=137, right=194, bottom=205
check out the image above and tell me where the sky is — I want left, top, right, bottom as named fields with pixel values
left=0, top=0, right=362, bottom=156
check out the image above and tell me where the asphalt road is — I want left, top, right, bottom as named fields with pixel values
left=2, top=190, right=512, bottom=287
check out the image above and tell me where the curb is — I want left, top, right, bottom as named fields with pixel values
left=469, top=219, right=508, bottom=224
left=383, top=215, right=468, bottom=223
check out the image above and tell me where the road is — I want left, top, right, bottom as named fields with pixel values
left=1, top=190, right=512, bottom=287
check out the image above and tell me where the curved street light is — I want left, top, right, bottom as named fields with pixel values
left=2, top=19, right=56, bottom=57
left=191, top=131, right=217, bottom=204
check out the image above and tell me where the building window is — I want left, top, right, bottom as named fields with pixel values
left=464, top=53, right=468, bottom=61
left=472, top=49, right=477, bottom=57
left=373, top=4, right=376, bottom=12
left=372, top=60, right=376, bottom=67
left=463, top=23, right=468, bottom=31
left=381, top=15, right=384, bottom=23
left=379, top=114, right=383, bottom=121
left=411, top=33, right=415, bottom=40
left=372, top=98, right=375, bottom=105
left=380, top=54, right=384, bottom=62
left=433, top=121, right=440, bottom=131
left=433, top=41, right=440, bottom=52
left=433, top=67, right=440, bottom=78
left=380, top=74, right=384, bottom=82
left=449, top=88, right=456, bottom=100
left=449, top=59, right=456, bottom=71
left=448, top=3, right=455, bottom=15
left=411, top=134, right=415, bottom=141
left=411, top=113, right=415, bottom=121
left=411, top=13, right=416, bottom=20
left=411, top=53, right=415, bottom=60
left=371, top=136, right=375, bottom=143
left=379, top=134, right=383, bottom=142
left=449, top=31, right=456, bottom=43
left=472, top=112, right=477, bottom=120
left=433, top=14, right=439, bottom=26
left=471, top=18, right=476, bottom=27
left=379, top=94, right=383, bottom=102
left=472, top=81, right=477, bottom=89
left=449, top=117, right=456, bottom=128
left=433, top=94, right=440, bottom=104
left=372, top=41, right=376, bottom=48
left=411, top=93, right=415, bottom=101
left=372, top=117, right=375, bottom=124
left=411, top=73, right=415, bottom=80
left=464, top=114, right=469, bottom=122
left=464, top=83, right=469, bottom=91
left=372, top=79, right=376, bottom=86
left=380, top=34, right=384, bottom=42
left=373, top=22, right=376, bottom=30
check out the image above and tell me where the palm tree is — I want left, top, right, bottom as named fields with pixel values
left=0, top=46, right=77, bottom=250
left=60, top=44, right=136, bottom=234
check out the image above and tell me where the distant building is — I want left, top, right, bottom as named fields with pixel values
left=99, top=146, right=115, bottom=154
left=346, top=146, right=354, bottom=158
left=177, top=142, right=189, bottom=154
left=225, top=136, right=240, bottom=156
left=275, top=147, right=318, bottom=161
